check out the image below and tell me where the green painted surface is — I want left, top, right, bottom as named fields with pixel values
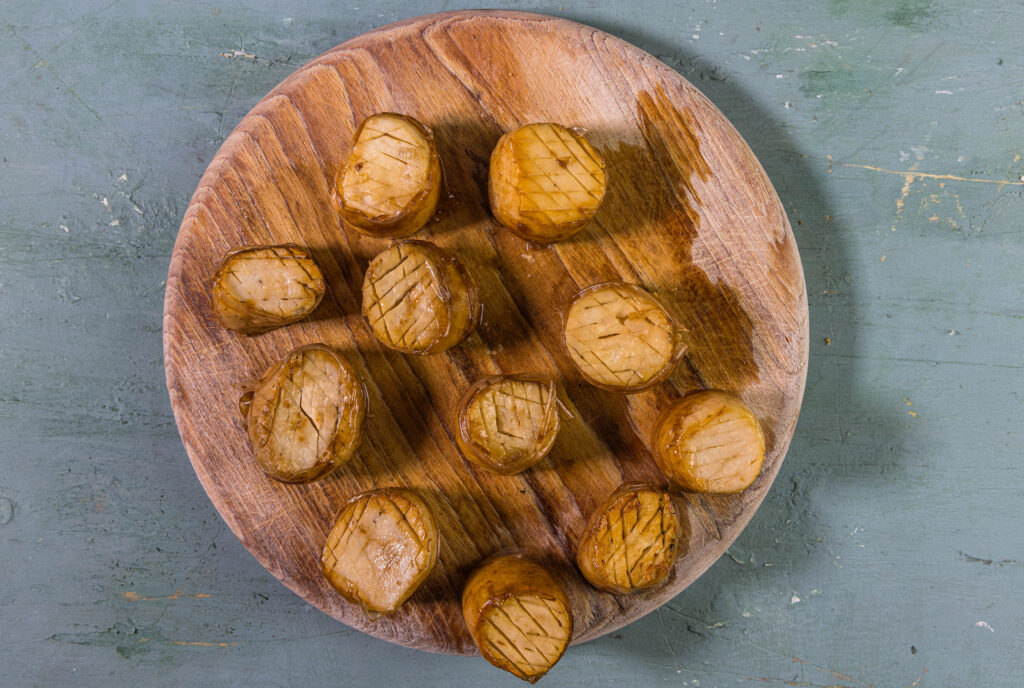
left=1, top=1, right=1021, bottom=686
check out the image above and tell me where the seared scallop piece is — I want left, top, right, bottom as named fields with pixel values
left=652, top=390, right=765, bottom=494
left=211, top=244, right=325, bottom=334
left=456, top=374, right=560, bottom=475
left=576, top=483, right=681, bottom=594
left=462, top=553, right=573, bottom=683
left=563, top=282, right=682, bottom=393
left=334, top=113, right=441, bottom=237
left=489, top=122, right=607, bottom=243
left=241, top=344, right=366, bottom=483
left=362, top=240, right=479, bottom=355
left=321, top=488, right=440, bottom=616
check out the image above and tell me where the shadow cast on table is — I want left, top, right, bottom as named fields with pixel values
left=567, top=14, right=912, bottom=667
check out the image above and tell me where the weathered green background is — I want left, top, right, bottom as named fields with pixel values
left=1, top=1, right=1021, bottom=686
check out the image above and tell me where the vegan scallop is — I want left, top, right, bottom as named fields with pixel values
left=489, top=122, right=607, bottom=243
left=652, top=390, right=765, bottom=494
left=334, top=113, right=441, bottom=237
left=211, top=244, right=325, bottom=334
left=321, top=488, right=440, bottom=616
left=362, top=240, right=479, bottom=355
left=455, top=374, right=560, bottom=475
left=240, top=344, right=366, bottom=483
left=563, top=282, right=682, bottom=393
left=576, top=483, right=681, bottom=594
left=462, top=552, right=573, bottom=683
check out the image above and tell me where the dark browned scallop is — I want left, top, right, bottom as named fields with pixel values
left=576, top=483, right=681, bottom=594
left=455, top=375, right=560, bottom=475
left=334, top=113, right=441, bottom=237
left=563, top=282, right=682, bottom=393
left=652, top=390, right=765, bottom=494
left=211, top=244, right=325, bottom=334
left=241, top=344, right=365, bottom=483
left=462, top=552, right=573, bottom=683
left=361, top=240, right=479, bottom=355
left=489, top=122, right=607, bottom=243
left=321, top=488, right=440, bottom=616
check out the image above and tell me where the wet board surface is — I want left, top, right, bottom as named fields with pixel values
left=162, top=10, right=807, bottom=655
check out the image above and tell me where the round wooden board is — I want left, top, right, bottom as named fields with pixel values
left=163, top=10, right=808, bottom=655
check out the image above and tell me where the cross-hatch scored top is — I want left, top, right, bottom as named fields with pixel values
left=484, top=595, right=571, bottom=677
left=221, top=246, right=322, bottom=317
left=564, top=284, right=676, bottom=388
left=593, top=492, right=676, bottom=589
left=342, top=115, right=432, bottom=218
left=257, top=348, right=352, bottom=471
left=513, top=123, right=606, bottom=227
left=364, top=243, right=447, bottom=350
left=468, top=379, right=552, bottom=456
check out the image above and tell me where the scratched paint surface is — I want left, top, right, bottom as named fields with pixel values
left=0, top=1, right=1021, bottom=686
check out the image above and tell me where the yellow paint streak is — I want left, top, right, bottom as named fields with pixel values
left=843, top=163, right=1024, bottom=188
left=171, top=640, right=238, bottom=648
left=124, top=590, right=211, bottom=602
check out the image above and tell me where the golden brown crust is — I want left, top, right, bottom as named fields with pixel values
left=334, top=113, right=441, bottom=237
left=652, top=390, right=765, bottom=493
left=211, top=244, right=325, bottom=334
left=455, top=374, right=560, bottom=475
left=361, top=240, right=479, bottom=355
left=576, top=483, right=681, bottom=594
left=488, top=123, right=607, bottom=243
left=241, top=344, right=366, bottom=483
left=562, top=282, right=683, bottom=393
left=321, top=488, right=440, bottom=616
left=462, top=552, right=573, bottom=683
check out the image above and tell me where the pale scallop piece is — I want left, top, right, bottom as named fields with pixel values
left=336, top=113, right=441, bottom=237
left=576, top=483, right=681, bottom=594
left=362, top=240, right=479, bottom=355
left=212, top=244, right=325, bottom=334
left=652, top=390, right=765, bottom=493
left=563, top=282, right=682, bottom=392
left=456, top=375, right=560, bottom=474
left=489, top=122, right=607, bottom=243
left=321, top=488, right=440, bottom=616
left=242, top=344, right=366, bottom=483
left=462, top=553, right=573, bottom=683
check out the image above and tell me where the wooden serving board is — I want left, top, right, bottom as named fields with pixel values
left=163, top=10, right=808, bottom=655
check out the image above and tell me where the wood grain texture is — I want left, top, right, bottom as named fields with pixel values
left=162, top=10, right=808, bottom=655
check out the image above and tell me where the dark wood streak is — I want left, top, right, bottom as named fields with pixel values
left=163, top=10, right=807, bottom=655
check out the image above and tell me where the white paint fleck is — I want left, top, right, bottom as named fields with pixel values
left=791, top=595, right=801, bottom=604
left=742, top=611, right=751, bottom=617
left=811, top=589, right=822, bottom=595
left=60, top=225, right=69, bottom=233
left=133, top=205, right=144, bottom=215
left=691, top=34, right=700, bottom=40
left=975, top=621, right=995, bottom=632
left=117, top=173, right=127, bottom=182
left=816, top=94, right=823, bottom=99
left=101, top=197, right=110, bottom=210
left=109, top=219, right=120, bottom=226
left=893, top=67, right=905, bottom=77
left=935, top=89, right=954, bottom=95
left=282, top=17, right=293, bottom=24
left=776, top=74, right=784, bottom=79
left=784, top=100, right=793, bottom=109
left=899, top=150, right=911, bottom=162
left=949, top=329, right=958, bottom=335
